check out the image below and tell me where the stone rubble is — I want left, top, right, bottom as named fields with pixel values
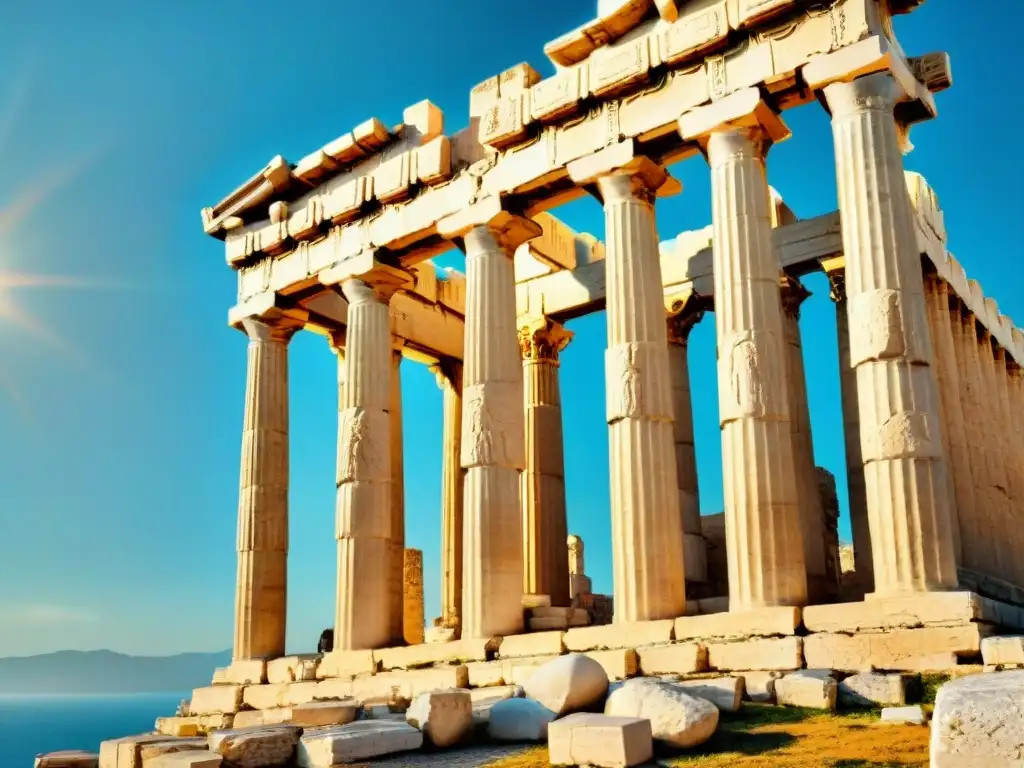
left=405, top=689, right=474, bottom=748
left=604, top=678, right=718, bottom=748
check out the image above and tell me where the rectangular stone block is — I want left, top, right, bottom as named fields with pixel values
left=741, top=671, right=781, bottom=703
left=34, top=752, right=99, bottom=768
left=503, top=655, right=561, bottom=686
left=375, top=637, right=497, bottom=670
left=189, top=686, right=243, bottom=716
left=297, top=720, right=424, bottom=767
left=620, top=66, right=710, bottom=144
left=267, top=655, right=320, bottom=684
left=479, top=93, right=530, bottom=149
left=317, top=650, right=377, bottom=679
left=838, top=672, right=908, bottom=707
left=636, top=643, right=708, bottom=676
left=565, top=620, right=675, bottom=652
left=804, top=626, right=989, bottom=672
left=803, top=592, right=990, bottom=633
left=658, top=1, right=728, bottom=66
left=674, top=606, right=801, bottom=641
left=280, top=681, right=321, bottom=707
left=531, top=68, right=587, bottom=123
left=549, top=714, right=653, bottom=768
left=348, top=665, right=468, bottom=704
left=589, top=37, right=652, bottom=97
left=242, top=683, right=288, bottom=711
left=982, top=635, right=1024, bottom=666
left=498, top=631, right=565, bottom=659
left=155, top=715, right=233, bottom=737
left=416, top=136, right=452, bottom=186
left=775, top=670, right=837, bottom=711
left=210, top=660, right=266, bottom=686
left=706, top=637, right=803, bottom=672
left=315, top=678, right=355, bottom=701
left=144, top=753, right=221, bottom=768
left=467, top=660, right=506, bottom=688
left=585, top=649, right=638, bottom=681
left=677, top=677, right=743, bottom=712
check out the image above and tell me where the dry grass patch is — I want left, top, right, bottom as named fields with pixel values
left=483, top=705, right=929, bottom=768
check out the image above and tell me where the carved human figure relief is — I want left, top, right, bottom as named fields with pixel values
left=338, top=407, right=376, bottom=483
left=608, top=344, right=643, bottom=421
left=462, top=384, right=514, bottom=467
left=567, top=534, right=585, bottom=576
left=728, top=336, right=765, bottom=418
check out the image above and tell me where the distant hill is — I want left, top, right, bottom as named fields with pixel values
left=0, top=649, right=232, bottom=694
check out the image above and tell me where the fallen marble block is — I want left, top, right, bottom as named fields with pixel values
left=297, top=720, right=423, bottom=766
left=931, top=670, right=1024, bottom=767
left=549, top=713, right=653, bottom=768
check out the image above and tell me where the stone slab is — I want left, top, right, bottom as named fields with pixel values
left=297, top=721, right=423, bottom=767
left=674, top=607, right=801, bottom=641
left=584, top=649, right=638, bottom=681
left=208, top=726, right=300, bottom=768
left=233, top=700, right=359, bottom=729
left=266, top=655, right=320, bottom=684
left=804, top=625, right=989, bottom=672
left=548, top=713, right=653, bottom=768
left=503, top=655, right=562, bottom=686
left=190, top=686, right=243, bottom=715
left=211, top=660, right=265, bottom=686
left=707, top=637, right=803, bottom=672
left=143, top=752, right=221, bottom=768
left=136, top=738, right=208, bottom=764
left=316, top=650, right=377, bottom=679
left=880, top=705, right=926, bottom=725
left=100, top=734, right=181, bottom=768
left=741, top=671, right=780, bottom=703
left=155, top=716, right=234, bottom=738
left=34, top=752, right=98, bottom=768
left=635, top=643, right=708, bottom=676
left=348, top=665, right=469, bottom=703
left=466, top=660, right=506, bottom=688
left=676, top=677, right=743, bottom=712
left=564, top=620, right=674, bottom=652
left=981, top=635, right=1024, bottom=666
left=497, top=631, right=565, bottom=659
left=375, top=637, right=497, bottom=670
left=838, top=672, right=907, bottom=708
left=802, top=592, right=1007, bottom=633
left=776, top=670, right=838, bottom=711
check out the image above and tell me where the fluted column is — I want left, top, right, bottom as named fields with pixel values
left=334, top=279, right=404, bottom=650
left=953, top=306, right=1001, bottom=578
left=389, top=347, right=406, bottom=644
left=666, top=302, right=707, bottom=586
left=679, top=93, right=807, bottom=610
left=924, top=276, right=969, bottom=566
left=520, top=316, right=573, bottom=607
left=978, top=325, right=1014, bottom=582
left=823, top=72, right=957, bottom=595
left=824, top=263, right=873, bottom=592
left=233, top=315, right=300, bottom=661
left=431, top=360, right=464, bottom=633
left=568, top=145, right=687, bottom=622
left=781, top=280, right=832, bottom=603
left=993, top=345, right=1022, bottom=585
left=447, top=209, right=537, bottom=639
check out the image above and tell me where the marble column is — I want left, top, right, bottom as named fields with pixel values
left=519, top=316, right=573, bottom=607
left=993, top=344, right=1022, bottom=586
left=978, top=325, right=1013, bottom=582
left=781, top=280, right=832, bottom=603
left=389, top=347, right=406, bottom=644
left=666, top=303, right=707, bottom=586
left=577, top=152, right=686, bottom=622
left=233, top=316, right=299, bottom=661
left=825, top=264, right=873, bottom=592
left=824, top=72, right=957, bottom=594
left=679, top=96, right=807, bottom=610
left=431, top=360, right=464, bottom=632
left=924, top=276, right=969, bottom=566
left=953, top=306, right=1001, bottom=578
left=457, top=213, right=537, bottom=639
left=334, top=279, right=402, bottom=651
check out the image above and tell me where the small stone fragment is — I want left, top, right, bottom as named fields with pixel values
left=486, top=697, right=556, bottom=742
left=33, top=752, right=98, bottom=768
left=604, top=678, right=718, bottom=748
left=880, top=705, right=927, bottom=725
left=522, top=653, right=609, bottom=716
left=741, top=671, right=780, bottom=703
left=405, top=689, right=473, bottom=748
left=981, top=635, right=1024, bottom=666
left=549, top=713, right=653, bottom=768
left=838, top=672, right=907, bottom=708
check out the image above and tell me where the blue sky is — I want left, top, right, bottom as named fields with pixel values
left=0, top=2, right=1018, bottom=658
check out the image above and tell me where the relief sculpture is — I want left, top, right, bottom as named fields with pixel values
left=338, top=407, right=377, bottom=483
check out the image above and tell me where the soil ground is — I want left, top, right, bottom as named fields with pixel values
left=480, top=704, right=931, bottom=768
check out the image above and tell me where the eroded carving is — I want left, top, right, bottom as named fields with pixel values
left=461, top=382, right=520, bottom=469
left=338, top=407, right=383, bottom=484
left=568, top=534, right=585, bottom=576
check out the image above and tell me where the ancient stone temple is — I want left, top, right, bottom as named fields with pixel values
left=178, top=0, right=1024, bottom=729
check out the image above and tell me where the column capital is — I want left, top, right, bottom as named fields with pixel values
left=319, top=249, right=412, bottom=300
left=518, top=316, right=573, bottom=363
left=437, top=195, right=541, bottom=253
left=239, top=314, right=304, bottom=344
left=678, top=87, right=790, bottom=156
left=341, top=274, right=407, bottom=305
left=567, top=140, right=680, bottom=204
left=819, top=255, right=846, bottom=303
left=779, top=275, right=811, bottom=320
left=230, top=291, right=308, bottom=338
left=428, top=358, right=463, bottom=390
left=665, top=291, right=705, bottom=345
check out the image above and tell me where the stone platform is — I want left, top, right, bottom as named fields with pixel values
left=167, top=591, right=1024, bottom=738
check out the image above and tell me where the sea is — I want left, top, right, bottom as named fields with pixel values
left=0, top=692, right=186, bottom=767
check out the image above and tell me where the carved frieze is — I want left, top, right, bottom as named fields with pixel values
left=460, top=381, right=525, bottom=470
left=717, top=329, right=786, bottom=422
